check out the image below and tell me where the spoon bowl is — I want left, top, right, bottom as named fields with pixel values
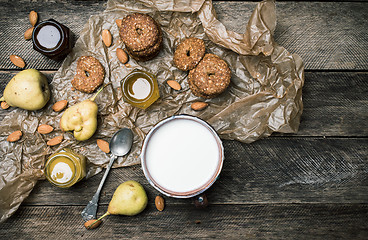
left=110, top=128, right=134, bottom=157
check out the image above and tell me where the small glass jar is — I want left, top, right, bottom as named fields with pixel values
left=32, top=19, right=72, bottom=60
left=121, top=69, right=160, bottom=109
left=45, top=148, right=86, bottom=188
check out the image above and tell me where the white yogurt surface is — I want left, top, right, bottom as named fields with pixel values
left=131, top=77, right=151, bottom=99
left=144, top=118, right=220, bottom=193
left=51, top=162, right=73, bottom=183
left=37, top=25, right=61, bottom=49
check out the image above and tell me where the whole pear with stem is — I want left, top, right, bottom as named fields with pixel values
left=0, top=69, right=50, bottom=110
left=85, top=180, right=148, bottom=229
left=60, top=83, right=110, bottom=141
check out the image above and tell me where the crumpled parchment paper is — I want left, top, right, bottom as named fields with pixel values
left=0, top=0, right=304, bottom=223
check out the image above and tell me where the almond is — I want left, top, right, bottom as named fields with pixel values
left=115, top=19, right=122, bottom=29
left=102, top=29, right=112, bottom=47
left=29, top=11, right=38, bottom=26
left=37, top=124, right=54, bottom=134
left=191, top=101, right=208, bottom=111
left=1, top=101, right=10, bottom=110
left=84, top=219, right=102, bottom=230
left=10, top=55, right=26, bottom=68
left=7, top=130, right=22, bottom=142
left=52, top=100, right=68, bottom=112
left=167, top=80, right=181, bottom=90
left=116, top=48, right=128, bottom=64
left=47, top=135, right=63, bottom=146
left=24, top=27, right=34, bottom=40
left=155, top=196, right=165, bottom=212
left=97, top=139, right=110, bottom=153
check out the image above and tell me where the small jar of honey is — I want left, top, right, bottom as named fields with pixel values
left=121, top=69, right=160, bottom=109
left=45, top=148, right=86, bottom=188
left=32, top=19, right=72, bottom=60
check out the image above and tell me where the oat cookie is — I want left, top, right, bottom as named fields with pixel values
left=120, top=13, right=160, bottom=52
left=174, top=37, right=205, bottom=71
left=188, top=53, right=231, bottom=98
left=71, top=56, right=105, bottom=93
left=126, top=26, right=163, bottom=61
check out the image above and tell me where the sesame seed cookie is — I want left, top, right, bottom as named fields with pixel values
left=174, top=37, right=205, bottom=71
left=119, top=13, right=160, bottom=52
left=71, top=56, right=105, bottom=93
left=188, top=53, right=231, bottom=98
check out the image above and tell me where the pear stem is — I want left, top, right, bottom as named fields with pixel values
left=90, top=82, right=112, bottom=102
left=97, top=211, right=111, bottom=221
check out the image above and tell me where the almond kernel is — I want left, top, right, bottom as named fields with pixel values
left=29, top=11, right=38, bottom=26
left=84, top=219, right=102, bottom=230
left=116, top=48, right=128, bottom=64
left=47, top=135, right=63, bottom=146
left=167, top=80, right=181, bottom=90
left=24, top=27, right=34, bottom=40
left=7, top=130, right=22, bottom=142
left=52, top=100, right=68, bottom=112
left=37, top=124, right=54, bottom=134
left=10, top=55, right=26, bottom=68
left=191, top=102, right=208, bottom=111
left=115, top=19, right=122, bottom=29
left=102, top=29, right=112, bottom=47
left=1, top=101, right=10, bottom=110
left=155, top=196, right=165, bottom=211
left=97, top=139, right=110, bottom=153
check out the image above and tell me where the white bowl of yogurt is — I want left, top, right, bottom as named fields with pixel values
left=141, top=115, right=224, bottom=198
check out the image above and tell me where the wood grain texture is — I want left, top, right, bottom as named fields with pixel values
left=214, top=1, right=368, bottom=70
left=0, top=0, right=104, bottom=70
left=0, top=1, right=367, bottom=70
left=22, top=137, right=368, bottom=206
left=1, top=71, right=367, bottom=136
left=1, top=204, right=367, bottom=239
left=0, top=1, right=367, bottom=238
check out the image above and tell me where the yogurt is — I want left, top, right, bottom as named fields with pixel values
left=36, top=25, right=61, bottom=49
left=141, top=115, right=224, bottom=198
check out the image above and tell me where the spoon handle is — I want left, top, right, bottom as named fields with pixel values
left=81, top=154, right=117, bottom=221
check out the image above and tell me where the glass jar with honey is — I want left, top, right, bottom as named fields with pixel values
left=45, top=148, right=86, bottom=188
left=121, top=69, right=160, bottom=109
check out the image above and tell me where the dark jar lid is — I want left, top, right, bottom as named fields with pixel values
left=32, top=19, right=72, bottom=60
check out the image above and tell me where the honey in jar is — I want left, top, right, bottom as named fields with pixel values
left=45, top=148, right=86, bottom=188
left=121, top=69, right=160, bottom=109
left=32, top=19, right=72, bottom=60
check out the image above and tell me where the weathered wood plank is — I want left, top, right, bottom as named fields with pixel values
left=214, top=1, right=368, bottom=70
left=1, top=204, right=367, bottom=239
left=0, top=1, right=367, bottom=70
left=0, top=0, right=105, bottom=70
left=1, top=71, right=367, bottom=136
left=22, top=137, right=368, bottom=206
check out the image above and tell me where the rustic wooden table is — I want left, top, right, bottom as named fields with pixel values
left=0, top=0, right=367, bottom=239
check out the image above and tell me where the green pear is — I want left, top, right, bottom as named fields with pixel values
left=86, top=181, right=148, bottom=229
left=60, top=83, right=109, bottom=141
left=107, top=180, right=148, bottom=216
left=0, top=69, right=50, bottom=110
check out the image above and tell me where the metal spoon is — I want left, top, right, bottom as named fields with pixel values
left=81, top=128, right=134, bottom=221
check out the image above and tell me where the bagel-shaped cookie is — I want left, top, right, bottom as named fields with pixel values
left=120, top=13, right=160, bottom=52
left=174, top=37, right=205, bottom=71
left=126, top=26, right=163, bottom=61
left=188, top=53, right=231, bottom=98
left=71, top=56, right=105, bottom=93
